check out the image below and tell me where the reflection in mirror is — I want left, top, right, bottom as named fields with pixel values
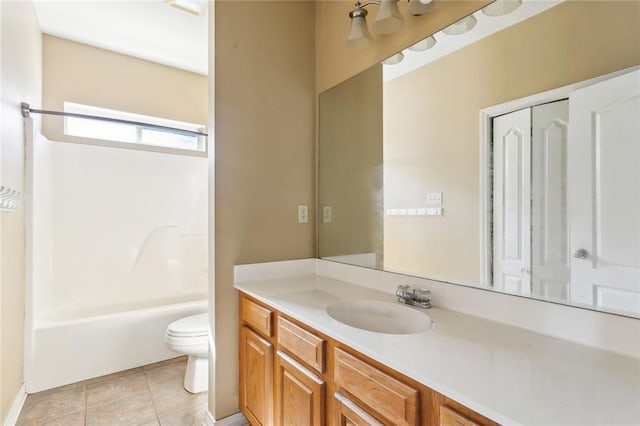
left=318, top=0, right=640, bottom=317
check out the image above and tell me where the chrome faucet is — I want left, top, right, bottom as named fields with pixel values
left=395, top=285, right=431, bottom=309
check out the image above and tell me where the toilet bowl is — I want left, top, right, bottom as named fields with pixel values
left=165, top=313, right=209, bottom=393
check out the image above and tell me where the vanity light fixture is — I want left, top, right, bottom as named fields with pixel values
left=164, top=0, right=206, bottom=16
left=408, top=0, right=435, bottom=17
left=347, top=0, right=434, bottom=49
left=408, top=35, right=436, bottom=51
left=442, top=14, right=477, bottom=35
left=482, top=0, right=522, bottom=16
left=382, top=52, right=405, bottom=65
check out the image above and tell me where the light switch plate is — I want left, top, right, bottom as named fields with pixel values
left=298, top=205, right=308, bottom=223
left=322, top=206, right=332, bottom=223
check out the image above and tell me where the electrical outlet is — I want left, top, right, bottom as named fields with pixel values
left=322, top=206, right=332, bottom=223
left=298, top=205, right=309, bottom=223
left=427, top=192, right=443, bottom=205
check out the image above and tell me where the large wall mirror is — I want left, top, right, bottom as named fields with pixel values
left=318, top=0, right=640, bottom=318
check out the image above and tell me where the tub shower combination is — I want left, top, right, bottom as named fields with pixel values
left=23, top=115, right=208, bottom=393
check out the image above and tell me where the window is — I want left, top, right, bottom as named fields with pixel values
left=63, top=102, right=206, bottom=152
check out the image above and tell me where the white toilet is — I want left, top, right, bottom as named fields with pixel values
left=165, top=313, right=209, bottom=393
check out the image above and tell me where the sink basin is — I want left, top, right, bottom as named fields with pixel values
left=326, top=299, right=432, bottom=334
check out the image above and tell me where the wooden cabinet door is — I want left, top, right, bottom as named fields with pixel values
left=335, top=392, right=383, bottom=426
left=240, top=326, right=273, bottom=426
left=275, top=351, right=325, bottom=426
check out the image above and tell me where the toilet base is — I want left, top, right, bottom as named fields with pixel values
left=184, top=355, right=208, bottom=393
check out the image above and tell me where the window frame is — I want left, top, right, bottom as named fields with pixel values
left=63, top=102, right=207, bottom=155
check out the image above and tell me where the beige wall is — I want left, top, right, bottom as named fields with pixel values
left=211, top=0, right=483, bottom=418
left=42, top=35, right=208, bottom=142
left=318, top=65, right=383, bottom=264
left=382, top=1, right=640, bottom=283
left=0, top=0, right=42, bottom=421
left=315, top=0, right=492, bottom=93
left=213, top=0, right=316, bottom=418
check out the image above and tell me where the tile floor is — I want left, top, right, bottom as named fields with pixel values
left=16, top=356, right=207, bottom=426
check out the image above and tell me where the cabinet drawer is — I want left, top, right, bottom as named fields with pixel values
left=334, top=348, right=419, bottom=426
left=241, top=296, right=273, bottom=338
left=278, top=317, right=325, bottom=373
left=440, top=405, right=481, bottom=426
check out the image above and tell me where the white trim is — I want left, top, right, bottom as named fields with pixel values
left=206, top=1, right=216, bottom=423
left=478, top=109, right=492, bottom=288
left=203, top=411, right=248, bottom=426
left=22, top=119, right=36, bottom=398
left=203, top=410, right=215, bottom=426
left=47, top=136, right=207, bottom=158
left=478, top=65, right=640, bottom=290
left=4, top=383, right=27, bottom=426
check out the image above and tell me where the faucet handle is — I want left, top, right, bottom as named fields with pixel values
left=413, top=288, right=431, bottom=303
left=396, top=284, right=411, bottom=297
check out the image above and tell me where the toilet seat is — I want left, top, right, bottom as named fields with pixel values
left=166, top=329, right=207, bottom=338
left=166, top=313, right=208, bottom=338
left=165, top=333, right=208, bottom=348
left=165, top=313, right=209, bottom=349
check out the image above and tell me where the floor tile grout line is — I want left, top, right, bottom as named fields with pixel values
left=84, top=383, right=88, bottom=426
left=143, top=366, right=162, bottom=425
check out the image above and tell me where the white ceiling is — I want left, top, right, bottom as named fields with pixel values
left=33, top=0, right=208, bottom=76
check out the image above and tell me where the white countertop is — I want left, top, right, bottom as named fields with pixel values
left=235, top=274, right=640, bottom=426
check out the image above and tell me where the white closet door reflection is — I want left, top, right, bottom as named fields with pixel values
left=531, top=100, right=569, bottom=300
left=492, top=108, right=531, bottom=294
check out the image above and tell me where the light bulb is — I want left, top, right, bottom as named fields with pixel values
left=442, top=14, right=477, bottom=35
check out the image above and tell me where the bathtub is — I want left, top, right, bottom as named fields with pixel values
left=26, top=299, right=207, bottom=393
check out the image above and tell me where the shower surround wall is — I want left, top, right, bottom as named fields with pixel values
left=25, top=126, right=208, bottom=392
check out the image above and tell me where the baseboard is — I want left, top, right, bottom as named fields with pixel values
left=203, top=410, right=248, bottom=426
left=4, top=383, right=27, bottom=426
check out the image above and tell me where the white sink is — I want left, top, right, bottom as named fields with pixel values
left=326, top=299, right=432, bottom=334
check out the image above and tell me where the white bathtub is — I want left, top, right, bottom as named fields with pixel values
left=26, top=299, right=207, bottom=393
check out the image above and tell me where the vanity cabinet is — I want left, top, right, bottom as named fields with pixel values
left=239, top=293, right=498, bottom=426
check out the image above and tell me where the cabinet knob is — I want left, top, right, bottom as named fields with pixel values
left=573, top=248, right=588, bottom=259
